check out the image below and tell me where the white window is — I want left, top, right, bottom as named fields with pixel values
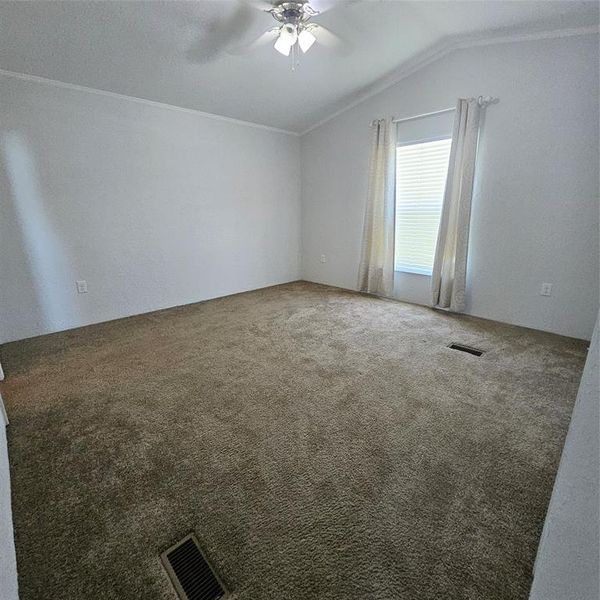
left=394, top=137, right=452, bottom=275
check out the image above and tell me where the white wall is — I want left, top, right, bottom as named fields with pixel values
left=0, top=395, right=18, bottom=600
left=1, top=35, right=598, bottom=344
left=301, top=34, right=599, bottom=340
left=0, top=75, right=301, bottom=343
left=529, top=314, right=599, bottom=599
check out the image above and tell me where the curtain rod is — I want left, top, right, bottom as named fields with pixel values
left=371, top=96, right=499, bottom=127
left=392, top=107, right=454, bottom=125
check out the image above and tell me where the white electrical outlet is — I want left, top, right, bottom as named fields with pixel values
left=540, top=283, right=553, bottom=297
left=76, top=280, right=88, bottom=294
left=320, top=254, right=327, bottom=264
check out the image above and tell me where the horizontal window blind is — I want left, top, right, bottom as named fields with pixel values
left=395, top=137, right=452, bottom=275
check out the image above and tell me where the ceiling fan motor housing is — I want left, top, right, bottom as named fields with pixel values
left=271, top=1, right=316, bottom=26
left=268, top=1, right=324, bottom=60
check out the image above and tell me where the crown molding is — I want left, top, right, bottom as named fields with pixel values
left=299, top=25, right=599, bottom=136
left=0, top=68, right=299, bottom=137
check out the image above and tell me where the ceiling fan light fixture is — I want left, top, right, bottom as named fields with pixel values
left=274, top=23, right=298, bottom=55
left=298, top=28, right=316, bottom=53
left=274, top=33, right=292, bottom=56
left=282, top=23, right=298, bottom=44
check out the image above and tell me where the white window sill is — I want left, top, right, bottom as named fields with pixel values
left=395, top=268, right=432, bottom=277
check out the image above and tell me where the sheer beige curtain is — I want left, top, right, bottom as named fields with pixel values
left=431, top=98, right=481, bottom=311
left=357, top=118, right=396, bottom=297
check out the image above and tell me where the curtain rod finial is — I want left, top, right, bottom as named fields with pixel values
left=478, top=95, right=499, bottom=107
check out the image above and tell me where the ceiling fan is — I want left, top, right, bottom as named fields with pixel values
left=236, top=0, right=346, bottom=65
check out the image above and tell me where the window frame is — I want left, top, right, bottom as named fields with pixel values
left=394, top=134, right=452, bottom=277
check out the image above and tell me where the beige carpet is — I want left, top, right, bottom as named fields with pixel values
left=0, top=282, right=587, bottom=600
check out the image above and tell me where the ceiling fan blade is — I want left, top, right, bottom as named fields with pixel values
left=309, top=24, right=344, bottom=48
left=186, top=3, right=258, bottom=64
left=228, top=28, right=280, bottom=55
left=308, top=0, right=338, bottom=14
left=239, top=0, right=275, bottom=11
left=309, top=0, right=361, bottom=14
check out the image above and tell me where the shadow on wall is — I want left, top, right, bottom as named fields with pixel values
left=0, top=131, right=79, bottom=342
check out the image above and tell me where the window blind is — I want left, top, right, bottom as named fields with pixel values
left=394, top=137, right=452, bottom=275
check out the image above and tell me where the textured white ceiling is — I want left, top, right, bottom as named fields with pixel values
left=0, top=1, right=597, bottom=133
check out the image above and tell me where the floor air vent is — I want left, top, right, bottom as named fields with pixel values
left=448, top=343, right=484, bottom=356
left=161, top=534, right=227, bottom=600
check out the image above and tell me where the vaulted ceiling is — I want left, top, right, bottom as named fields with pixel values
left=0, top=1, right=597, bottom=133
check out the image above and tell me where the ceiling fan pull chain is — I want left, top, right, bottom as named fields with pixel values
left=291, top=41, right=297, bottom=71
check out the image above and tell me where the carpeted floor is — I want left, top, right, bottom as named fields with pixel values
left=0, top=281, right=588, bottom=600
